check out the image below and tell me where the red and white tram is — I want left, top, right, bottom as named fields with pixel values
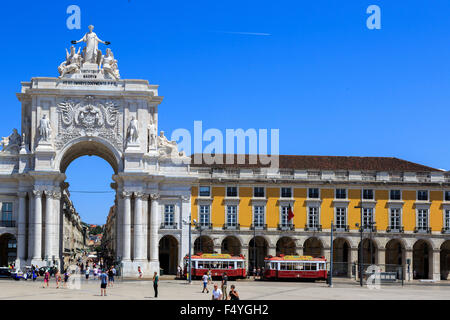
left=263, top=255, right=327, bottom=281
left=183, top=253, right=247, bottom=279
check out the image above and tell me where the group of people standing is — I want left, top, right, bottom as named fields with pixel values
left=202, top=271, right=240, bottom=300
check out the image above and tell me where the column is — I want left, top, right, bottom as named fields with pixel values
left=378, top=248, right=386, bottom=272
left=116, top=194, right=123, bottom=260
left=53, top=192, right=61, bottom=260
left=432, top=249, right=441, bottom=281
left=27, top=193, right=34, bottom=260
left=180, top=195, right=190, bottom=267
left=242, top=246, right=249, bottom=273
left=17, top=192, right=27, bottom=264
left=44, top=190, right=54, bottom=260
left=122, top=192, right=132, bottom=261
left=268, top=246, right=276, bottom=257
left=405, top=249, right=413, bottom=281
left=32, top=190, right=42, bottom=261
left=323, top=247, right=331, bottom=263
left=297, top=246, right=304, bottom=256
left=350, top=247, right=359, bottom=279
left=133, top=193, right=144, bottom=260
left=150, top=193, right=160, bottom=261
left=142, top=195, right=149, bottom=261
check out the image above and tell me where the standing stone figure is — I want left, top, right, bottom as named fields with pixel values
left=148, top=117, right=157, bottom=150
left=72, top=25, right=110, bottom=65
left=39, top=114, right=52, bottom=142
left=127, top=116, right=139, bottom=144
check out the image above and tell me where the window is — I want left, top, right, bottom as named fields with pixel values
left=226, top=186, right=238, bottom=197
left=335, top=207, right=346, bottom=229
left=281, top=187, right=292, bottom=198
left=390, top=208, right=401, bottom=230
left=308, top=188, right=319, bottom=199
left=280, top=206, right=292, bottom=226
left=199, top=205, right=210, bottom=226
left=362, top=208, right=374, bottom=228
left=363, top=189, right=374, bottom=200
left=164, top=204, right=175, bottom=227
left=199, top=186, right=211, bottom=197
left=390, top=190, right=401, bottom=201
left=445, top=191, right=450, bottom=202
left=417, top=190, right=428, bottom=201
left=253, top=206, right=265, bottom=227
left=335, top=189, right=346, bottom=199
left=444, top=210, right=450, bottom=231
left=254, top=187, right=265, bottom=198
left=226, top=205, right=237, bottom=226
left=308, top=207, right=320, bottom=228
left=1, top=202, right=12, bottom=222
left=417, top=209, right=428, bottom=230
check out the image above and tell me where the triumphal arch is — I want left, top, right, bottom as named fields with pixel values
left=0, top=26, right=194, bottom=276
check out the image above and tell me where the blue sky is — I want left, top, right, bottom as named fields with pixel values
left=1, top=1, right=449, bottom=224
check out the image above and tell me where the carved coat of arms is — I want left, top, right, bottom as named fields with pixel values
left=56, top=96, right=122, bottom=150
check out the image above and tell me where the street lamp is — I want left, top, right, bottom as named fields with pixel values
left=355, top=204, right=364, bottom=287
left=329, top=220, right=334, bottom=288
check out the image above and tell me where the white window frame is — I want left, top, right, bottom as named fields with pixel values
left=198, top=204, right=211, bottom=227
left=335, top=188, right=347, bottom=200
left=362, top=207, right=375, bottom=229
left=225, top=205, right=238, bottom=227
left=444, top=209, right=450, bottom=231
left=198, top=185, right=211, bottom=197
left=389, top=207, right=402, bottom=230
left=444, top=191, right=450, bottom=202
left=253, top=205, right=265, bottom=228
left=389, top=189, right=402, bottom=201
left=253, top=186, right=266, bottom=198
left=307, top=206, right=320, bottom=229
left=163, top=204, right=175, bottom=227
left=417, top=190, right=429, bottom=201
left=416, top=209, right=429, bottom=230
left=334, top=207, right=347, bottom=229
left=362, top=189, right=374, bottom=200
left=280, top=187, right=293, bottom=199
left=226, top=185, right=239, bottom=198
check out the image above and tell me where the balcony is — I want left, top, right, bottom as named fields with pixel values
left=0, top=220, right=15, bottom=227
left=414, top=227, right=432, bottom=234
left=160, top=222, right=178, bottom=230
left=196, top=223, right=212, bottom=230
left=333, top=225, right=349, bottom=232
left=277, top=223, right=295, bottom=231
left=362, top=225, right=377, bottom=232
left=250, top=224, right=267, bottom=231
left=386, top=226, right=404, bottom=233
left=305, top=224, right=322, bottom=232
left=222, top=223, right=240, bottom=230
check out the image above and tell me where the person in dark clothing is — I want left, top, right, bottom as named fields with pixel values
left=228, top=285, right=240, bottom=300
left=153, top=272, right=159, bottom=298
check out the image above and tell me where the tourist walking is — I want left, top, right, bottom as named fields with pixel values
left=108, top=267, right=114, bottom=287
left=153, top=271, right=159, bottom=298
left=100, top=269, right=108, bottom=296
left=63, top=270, right=69, bottom=288
left=55, top=270, right=61, bottom=288
left=85, top=266, right=90, bottom=280
left=201, top=272, right=209, bottom=293
left=138, top=266, right=143, bottom=279
left=211, top=284, right=222, bottom=300
left=43, top=269, right=50, bottom=288
left=221, top=272, right=228, bottom=300
left=228, top=284, right=240, bottom=300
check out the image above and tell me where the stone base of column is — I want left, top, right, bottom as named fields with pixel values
left=30, top=258, right=46, bottom=268
left=432, top=273, right=441, bottom=281
left=121, top=260, right=160, bottom=278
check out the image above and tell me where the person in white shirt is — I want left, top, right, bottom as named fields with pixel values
left=212, top=284, right=222, bottom=300
left=202, top=273, right=209, bottom=293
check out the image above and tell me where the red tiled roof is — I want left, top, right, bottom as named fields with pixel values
left=190, top=154, right=441, bottom=172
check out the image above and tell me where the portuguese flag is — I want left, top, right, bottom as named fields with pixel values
left=287, top=204, right=294, bottom=221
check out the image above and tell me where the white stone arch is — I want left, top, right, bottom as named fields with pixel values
left=55, top=135, right=123, bottom=174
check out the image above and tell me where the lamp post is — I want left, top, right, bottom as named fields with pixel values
left=183, top=214, right=192, bottom=284
left=329, top=220, right=334, bottom=288
left=355, top=205, right=364, bottom=287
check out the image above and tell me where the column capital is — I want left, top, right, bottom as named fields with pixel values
left=33, top=190, right=42, bottom=197
left=44, top=190, right=54, bottom=198
left=53, top=192, right=61, bottom=200
left=17, top=191, right=27, bottom=198
left=121, top=191, right=132, bottom=199
left=141, top=194, right=150, bottom=201
left=134, top=192, right=144, bottom=199
left=181, top=195, right=190, bottom=202
left=150, top=193, right=160, bottom=200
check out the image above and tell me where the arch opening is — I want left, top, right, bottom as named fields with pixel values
left=303, top=237, right=323, bottom=258
left=249, top=236, right=268, bottom=271
left=441, top=240, right=450, bottom=280
left=0, top=233, right=16, bottom=267
left=333, top=238, right=351, bottom=277
left=413, top=239, right=432, bottom=279
left=221, top=236, right=241, bottom=256
left=276, top=237, right=296, bottom=256
left=159, top=235, right=179, bottom=275
left=194, top=236, right=214, bottom=254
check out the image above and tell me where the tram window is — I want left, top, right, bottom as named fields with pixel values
left=280, top=263, right=287, bottom=270
left=304, top=263, right=311, bottom=271
left=311, top=264, right=317, bottom=271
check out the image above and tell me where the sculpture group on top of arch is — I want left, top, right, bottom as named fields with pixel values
left=58, top=25, right=119, bottom=80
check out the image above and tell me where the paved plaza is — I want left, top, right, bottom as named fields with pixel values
left=0, top=277, right=449, bottom=300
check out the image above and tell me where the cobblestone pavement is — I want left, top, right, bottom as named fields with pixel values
left=0, top=277, right=449, bottom=300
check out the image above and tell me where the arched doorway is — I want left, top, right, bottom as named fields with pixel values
left=0, top=233, right=16, bottom=267
left=159, top=235, right=178, bottom=275
left=303, top=237, right=323, bottom=257
left=358, top=238, right=377, bottom=267
left=441, top=241, right=450, bottom=280
left=386, top=239, right=405, bottom=275
left=194, top=236, right=214, bottom=254
left=221, top=236, right=241, bottom=256
left=333, top=238, right=350, bottom=277
left=276, top=237, right=296, bottom=256
left=413, top=240, right=432, bottom=279
left=248, top=236, right=268, bottom=270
